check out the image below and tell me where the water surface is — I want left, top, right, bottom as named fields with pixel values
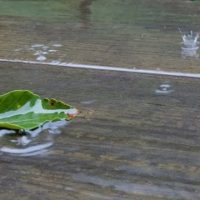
left=0, top=62, right=200, bottom=199
left=0, top=1, right=200, bottom=200
left=0, top=0, right=200, bottom=72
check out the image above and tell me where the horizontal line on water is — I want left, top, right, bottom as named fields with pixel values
left=0, top=58, right=200, bottom=79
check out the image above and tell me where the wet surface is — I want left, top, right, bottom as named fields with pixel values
left=0, top=62, right=200, bottom=199
left=0, top=1, right=200, bottom=199
left=0, top=0, right=200, bottom=72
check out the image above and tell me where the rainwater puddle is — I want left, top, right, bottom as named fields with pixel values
left=0, top=120, right=68, bottom=156
left=181, top=31, right=199, bottom=58
left=155, top=83, right=174, bottom=95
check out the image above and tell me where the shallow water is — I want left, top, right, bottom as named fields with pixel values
left=0, top=0, right=200, bottom=72
left=0, top=63, right=200, bottom=199
left=0, top=1, right=200, bottom=200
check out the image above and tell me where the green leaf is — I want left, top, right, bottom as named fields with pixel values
left=0, top=90, right=78, bottom=130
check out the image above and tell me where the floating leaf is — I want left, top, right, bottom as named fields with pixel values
left=0, top=90, right=78, bottom=130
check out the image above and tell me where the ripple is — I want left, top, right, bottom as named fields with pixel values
left=1, top=142, right=53, bottom=155
left=0, top=120, right=68, bottom=156
left=155, top=83, right=174, bottom=95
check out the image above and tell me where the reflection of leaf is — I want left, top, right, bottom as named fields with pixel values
left=0, top=90, right=78, bottom=130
